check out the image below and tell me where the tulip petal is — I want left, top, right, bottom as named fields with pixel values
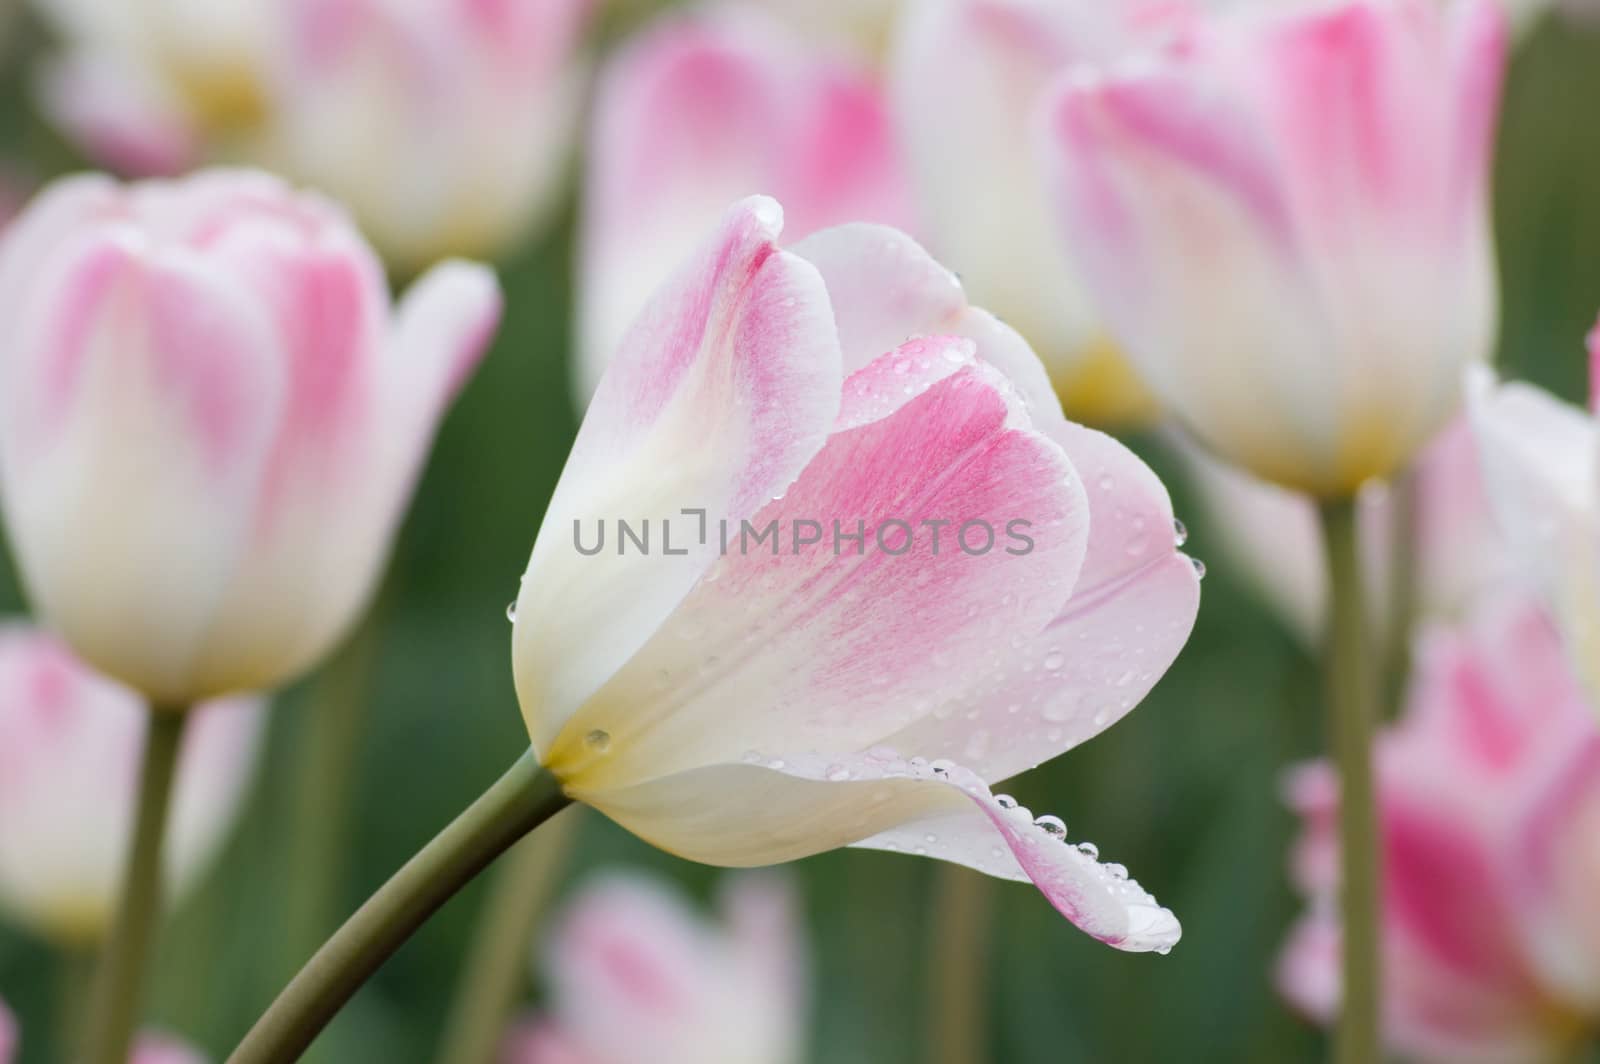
left=547, top=361, right=1087, bottom=786
left=386, top=260, right=503, bottom=437
left=575, top=749, right=1178, bottom=952
left=0, top=233, right=285, bottom=702
left=876, top=418, right=1200, bottom=781
left=515, top=197, right=844, bottom=754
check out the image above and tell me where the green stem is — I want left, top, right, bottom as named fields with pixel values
left=82, top=706, right=189, bottom=1064
left=1319, top=497, right=1382, bottom=1064
left=1381, top=470, right=1419, bottom=719
left=227, top=752, right=570, bottom=1064
left=926, top=866, right=991, bottom=1064
left=433, top=807, right=582, bottom=1064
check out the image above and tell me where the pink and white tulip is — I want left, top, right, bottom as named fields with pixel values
left=1468, top=328, right=1600, bottom=701
left=1181, top=417, right=1510, bottom=644
left=889, top=0, right=1209, bottom=427
left=506, top=873, right=805, bottom=1064
left=1279, top=598, right=1600, bottom=1061
left=266, top=0, right=596, bottom=273
left=0, top=169, right=501, bottom=705
left=574, top=7, right=910, bottom=401
left=1044, top=0, right=1506, bottom=495
left=0, top=623, right=264, bottom=943
left=30, top=0, right=274, bottom=175
left=513, top=196, right=1201, bottom=952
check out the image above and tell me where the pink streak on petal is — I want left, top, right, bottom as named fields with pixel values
left=834, top=336, right=976, bottom=431
left=1588, top=315, right=1600, bottom=414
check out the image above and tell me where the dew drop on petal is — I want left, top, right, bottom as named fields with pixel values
left=995, top=794, right=1017, bottom=810
left=1190, top=557, right=1207, bottom=579
left=584, top=729, right=611, bottom=753
left=505, top=600, right=518, bottom=622
left=1043, top=652, right=1064, bottom=671
left=930, top=758, right=955, bottom=776
left=826, top=764, right=852, bottom=782
left=1076, top=841, right=1099, bottom=859
left=1172, top=518, right=1189, bottom=547
left=1034, top=814, right=1067, bottom=838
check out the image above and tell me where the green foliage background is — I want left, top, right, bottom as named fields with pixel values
left=0, top=9, right=1598, bottom=1062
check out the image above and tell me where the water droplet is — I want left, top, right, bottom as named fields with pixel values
left=1097, top=474, right=1115, bottom=492
left=1172, top=518, right=1189, bottom=547
left=1034, top=814, right=1067, bottom=838
left=1076, top=841, right=1100, bottom=859
left=1043, top=651, right=1064, bottom=671
left=584, top=729, right=611, bottom=753
left=504, top=600, right=518, bottom=622
left=1190, top=557, right=1207, bottom=579
left=995, top=794, right=1017, bottom=810
left=1106, top=862, right=1128, bottom=880
left=930, top=758, right=955, bottom=775
left=826, top=764, right=852, bottom=782
left=924, top=832, right=939, bottom=844
left=768, top=757, right=787, bottom=770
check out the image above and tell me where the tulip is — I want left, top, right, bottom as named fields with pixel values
left=505, top=873, right=805, bottom=1064
left=574, top=7, right=910, bottom=401
left=234, top=197, right=1199, bottom=1061
left=29, top=0, right=274, bottom=175
left=889, top=0, right=1206, bottom=427
left=0, top=623, right=264, bottom=943
left=264, top=0, right=596, bottom=273
left=0, top=169, right=501, bottom=706
left=519, top=195, right=1199, bottom=950
left=1278, top=598, right=1600, bottom=1061
left=1468, top=327, right=1600, bottom=701
left=745, top=0, right=901, bottom=56
left=1043, top=0, right=1506, bottom=496
left=1180, top=417, right=1510, bottom=645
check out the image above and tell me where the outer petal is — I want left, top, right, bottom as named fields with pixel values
left=575, top=750, right=1179, bottom=953
left=1468, top=371, right=1600, bottom=700
left=515, top=198, right=844, bottom=756
left=878, top=417, right=1200, bottom=782
left=547, top=362, right=1087, bottom=786
left=890, top=0, right=1157, bottom=425
left=0, top=230, right=286, bottom=702
left=35, top=51, right=197, bottom=176
left=575, top=9, right=907, bottom=399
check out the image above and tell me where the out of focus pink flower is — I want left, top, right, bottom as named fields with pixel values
left=1469, top=330, right=1600, bottom=702
left=30, top=0, right=595, bottom=272
left=1180, top=417, right=1511, bottom=645
left=505, top=874, right=805, bottom=1064
left=0, top=623, right=264, bottom=944
left=574, top=7, right=910, bottom=401
left=1044, top=0, right=1506, bottom=494
left=514, top=197, right=1201, bottom=951
left=1278, top=599, right=1600, bottom=1061
left=0, top=994, right=209, bottom=1062
left=267, top=0, right=596, bottom=273
left=890, top=0, right=1213, bottom=427
left=0, top=169, right=501, bottom=704
left=746, top=0, right=901, bottom=56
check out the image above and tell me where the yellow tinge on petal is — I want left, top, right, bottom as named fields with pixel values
left=1048, top=334, right=1160, bottom=429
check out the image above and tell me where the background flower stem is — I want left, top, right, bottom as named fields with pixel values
left=228, top=750, right=570, bottom=1064
left=83, top=705, right=189, bottom=1064
left=926, top=866, right=992, bottom=1064
left=1319, top=496, right=1381, bottom=1064
left=433, top=805, right=581, bottom=1064
left=1381, top=470, right=1419, bottom=719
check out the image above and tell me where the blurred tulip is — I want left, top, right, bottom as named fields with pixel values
left=0, top=997, right=12, bottom=1064
left=1468, top=330, right=1600, bottom=701
left=30, top=0, right=274, bottom=175
left=1278, top=598, right=1600, bottom=1062
left=514, top=196, right=1200, bottom=952
left=746, top=0, right=901, bottom=56
left=0, top=623, right=264, bottom=943
left=574, top=6, right=910, bottom=401
left=889, top=0, right=1207, bottom=427
left=266, top=0, right=596, bottom=274
left=505, top=873, right=805, bottom=1064
left=1181, top=417, right=1510, bottom=644
left=1044, top=0, right=1506, bottom=495
left=0, top=169, right=501, bottom=705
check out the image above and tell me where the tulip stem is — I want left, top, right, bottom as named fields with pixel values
left=82, top=706, right=189, bottom=1064
left=926, top=866, right=992, bottom=1064
left=228, top=751, right=570, bottom=1064
left=433, top=807, right=582, bottom=1064
left=1319, top=497, right=1382, bottom=1064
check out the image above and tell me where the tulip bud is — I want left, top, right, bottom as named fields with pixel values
left=0, top=624, right=264, bottom=943
left=0, top=169, right=501, bottom=704
left=1044, top=0, right=1506, bottom=495
left=507, top=874, right=806, bottom=1064
left=574, top=8, right=909, bottom=402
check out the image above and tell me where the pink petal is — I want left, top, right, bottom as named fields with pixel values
left=876, top=417, right=1200, bottom=782
left=35, top=53, right=198, bottom=177
left=384, top=260, right=503, bottom=452
left=1588, top=314, right=1600, bottom=414
left=547, top=361, right=1086, bottom=786
left=515, top=197, right=843, bottom=755
left=576, top=750, right=1178, bottom=953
